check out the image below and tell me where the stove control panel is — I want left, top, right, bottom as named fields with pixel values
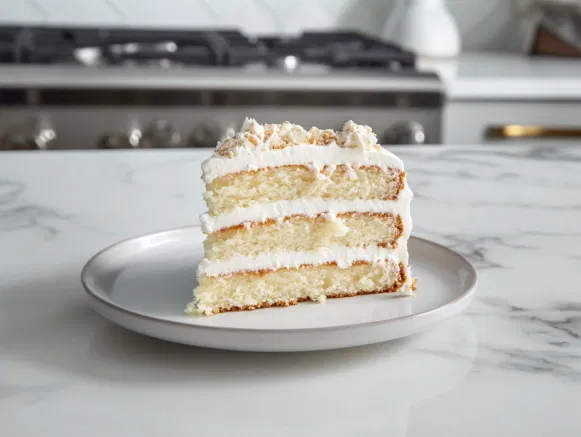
left=0, top=118, right=56, bottom=150
left=0, top=114, right=437, bottom=150
left=0, top=118, right=237, bottom=150
left=98, top=130, right=141, bottom=149
left=141, top=120, right=182, bottom=148
left=382, top=121, right=426, bottom=145
left=188, top=120, right=231, bottom=148
left=97, top=120, right=183, bottom=149
left=0, top=83, right=442, bottom=150
left=95, top=119, right=229, bottom=149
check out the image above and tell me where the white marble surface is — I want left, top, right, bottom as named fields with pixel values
left=421, top=53, right=581, bottom=101
left=1, top=145, right=580, bottom=436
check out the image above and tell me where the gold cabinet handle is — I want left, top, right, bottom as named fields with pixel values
left=486, top=125, right=581, bottom=140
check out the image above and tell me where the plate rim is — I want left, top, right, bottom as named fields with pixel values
left=81, top=226, right=478, bottom=334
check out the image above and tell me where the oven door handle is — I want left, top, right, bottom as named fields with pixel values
left=485, top=124, right=581, bottom=140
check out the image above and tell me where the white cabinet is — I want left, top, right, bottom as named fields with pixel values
left=431, top=53, right=581, bottom=144
left=444, top=100, right=581, bottom=144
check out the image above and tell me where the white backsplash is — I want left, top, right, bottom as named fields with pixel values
left=0, top=0, right=530, bottom=52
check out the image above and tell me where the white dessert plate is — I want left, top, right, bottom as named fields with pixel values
left=81, top=226, right=477, bottom=352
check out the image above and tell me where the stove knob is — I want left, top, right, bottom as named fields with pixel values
left=97, top=129, right=142, bottom=149
left=382, top=121, right=426, bottom=145
left=188, top=120, right=227, bottom=148
left=141, top=119, right=181, bottom=148
left=0, top=120, right=56, bottom=150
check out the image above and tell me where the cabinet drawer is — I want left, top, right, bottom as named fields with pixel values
left=444, top=101, right=581, bottom=144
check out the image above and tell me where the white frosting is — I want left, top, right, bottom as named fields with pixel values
left=201, top=143, right=404, bottom=184
left=337, top=120, right=379, bottom=150
left=241, top=117, right=265, bottom=139
left=198, top=242, right=409, bottom=278
left=200, top=184, right=413, bottom=233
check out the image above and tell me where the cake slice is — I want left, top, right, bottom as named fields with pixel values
left=186, top=118, right=415, bottom=316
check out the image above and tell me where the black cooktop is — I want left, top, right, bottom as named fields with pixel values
left=0, top=26, right=415, bottom=69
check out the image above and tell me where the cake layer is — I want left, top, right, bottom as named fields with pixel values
left=205, top=164, right=405, bottom=215
left=201, top=189, right=412, bottom=234
left=188, top=259, right=409, bottom=316
left=198, top=244, right=409, bottom=278
left=202, top=143, right=404, bottom=183
left=204, top=212, right=404, bottom=261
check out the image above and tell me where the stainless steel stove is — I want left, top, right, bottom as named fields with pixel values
left=0, top=27, right=443, bottom=150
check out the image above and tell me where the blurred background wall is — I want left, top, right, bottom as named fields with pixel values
left=0, top=0, right=533, bottom=52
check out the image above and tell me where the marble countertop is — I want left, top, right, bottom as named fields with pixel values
left=1, top=145, right=580, bottom=436
left=419, top=53, right=581, bottom=101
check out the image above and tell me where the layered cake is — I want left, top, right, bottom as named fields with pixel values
left=186, top=118, right=415, bottom=316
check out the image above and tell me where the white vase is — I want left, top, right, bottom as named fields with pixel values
left=383, top=0, right=461, bottom=58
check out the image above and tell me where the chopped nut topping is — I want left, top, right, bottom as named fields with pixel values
left=308, top=127, right=337, bottom=145
left=215, top=117, right=379, bottom=157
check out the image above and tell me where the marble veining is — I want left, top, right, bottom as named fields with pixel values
left=0, top=178, right=73, bottom=238
left=0, top=144, right=580, bottom=436
left=474, top=297, right=581, bottom=381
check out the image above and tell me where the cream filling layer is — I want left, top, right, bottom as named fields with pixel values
left=201, top=183, right=413, bottom=234
left=197, top=242, right=409, bottom=279
left=201, top=144, right=404, bottom=183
